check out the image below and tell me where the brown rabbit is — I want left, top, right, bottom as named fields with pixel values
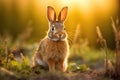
left=32, top=6, right=69, bottom=72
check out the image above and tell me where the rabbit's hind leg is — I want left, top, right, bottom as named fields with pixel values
left=31, top=56, right=39, bottom=69
left=32, top=56, right=48, bottom=69
left=32, top=51, right=43, bottom=69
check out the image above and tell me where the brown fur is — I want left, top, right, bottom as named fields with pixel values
left=32, top=37, right=69, bottom=72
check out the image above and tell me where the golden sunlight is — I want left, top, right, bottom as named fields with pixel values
left=0, top=0, right=118, bottom=46
left=37, top=0, right=118, bottom=22
left=74, top=0, right=117, bottom=16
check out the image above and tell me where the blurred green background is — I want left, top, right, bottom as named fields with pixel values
left=0, top=0, right=119, bottom=49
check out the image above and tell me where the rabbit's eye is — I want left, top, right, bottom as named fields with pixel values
left=51, top=27, right=55, bottom=31
left=64, top=28, right=66, bottom=30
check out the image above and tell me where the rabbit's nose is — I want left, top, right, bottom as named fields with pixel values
left=59, top=34, right=62, bottom=37
left=57, top=34, right=63, bottom=38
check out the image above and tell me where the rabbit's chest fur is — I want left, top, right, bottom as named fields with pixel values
left=39, top=38, right=69, bottom=61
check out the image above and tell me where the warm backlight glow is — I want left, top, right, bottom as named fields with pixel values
left=0, top=0, right=118, bottom=43
left=36, top=0, right=118, bottom=21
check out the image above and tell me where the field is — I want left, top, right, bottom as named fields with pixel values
left=0, top=35, right=116, bottom=80
left=0, top=0, right=120, bottom=80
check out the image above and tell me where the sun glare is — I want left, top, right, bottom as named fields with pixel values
left=75, top=0, right=93, bottom=14
left=59, top=0, right=73, bottom=6
left=64, top=0, right=117, bottom=13
left=32, top=0, right=118, bottom=22
left=94, top=0, right=111, bottom=13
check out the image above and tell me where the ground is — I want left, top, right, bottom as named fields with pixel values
left=0, top=41, right=115, bottom=80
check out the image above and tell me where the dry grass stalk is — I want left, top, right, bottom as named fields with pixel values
left=104, top=60, right=115, bottom=77
left=0, top=67, right=14, bottom=76
left=73, top=24, right=81, bottom=43
left=96, top=26, right=104, bottom=40
left=96, top=26, right=108, bottom=74
left=4, top=39, right=9, bottom=67
left=111, top=17, right=120, bottom=78
left=20, top=53, right=25, bottom=61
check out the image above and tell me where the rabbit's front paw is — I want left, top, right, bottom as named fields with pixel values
left=47, top=59, right=55, bottom=72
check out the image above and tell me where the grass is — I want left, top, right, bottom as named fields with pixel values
left=0, top=34, right=115, bottom=80
left=70, top=40, right=114, bottom=68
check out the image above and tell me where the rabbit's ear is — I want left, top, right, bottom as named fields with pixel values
left=47, top=6, right=56, bottom=22
left=58, top=7, right=68, bottom=22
